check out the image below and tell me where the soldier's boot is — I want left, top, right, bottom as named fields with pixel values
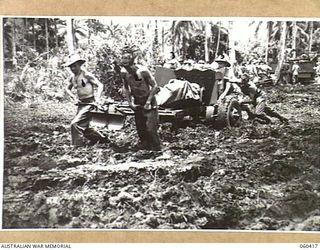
left=265, top=107, right=289, bottom=124
left=255, top=114, right=271, bottom=124
left=84, top=128, right=109, bottom=145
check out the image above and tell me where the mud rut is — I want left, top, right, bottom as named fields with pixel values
left=3, top=84, right=320, bottom=230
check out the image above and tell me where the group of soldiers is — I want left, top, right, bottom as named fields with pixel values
left=64, top=48, right=161, bottom=151
left=64, top=48, right=289, bottom=151
left=209, top=55, right=289, bottom=125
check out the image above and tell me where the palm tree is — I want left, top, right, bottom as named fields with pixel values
left=62, top=18, right=88, bottom=54
left=8, top=18, right=17, bottom=66
left=215, top=21, right=221, bottom=58
left=249, top=20, right=272, bottom=62
left=105, top=20, right=121, bottom=38
left=44, top=19, right=49, bottom=58
left=274, top=21, right=287, bottom=84
left=3, top=18, right=15, bottom=64
left=210, top=21, right=228, bottom=60
left=53, top=18, right=59, bottom=48
left=171, top=20, right=201, bottom=59
left=266, top=21, right=282, bottom=63
left=204, top=21, right=211, bottom=62
left=228, top=21, right=236, bottom=66
left=264, top=21, right=270, bottom=62
left=292, top=21, right=297, bottom=58
left=309, top=21, right=314, bottom=52
left=66, top=18, right=75, bottom=54
left=311, top=22, right=320, bottom=53
left=287, top=21, right=318, bottom=58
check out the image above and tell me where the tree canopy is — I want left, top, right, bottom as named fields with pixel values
left=3, top=18, right=320, bottom=101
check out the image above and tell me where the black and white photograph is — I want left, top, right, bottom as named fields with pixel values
left=2, top=16, right=320, bottom=231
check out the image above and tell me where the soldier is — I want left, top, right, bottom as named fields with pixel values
left=163, top=51, right=181, bottom=69
left=292, top=60, right=301, bottom=84
left=256, top=59, right=273, bottom=81
left=313, top=58, right=320, bottom=84
left=213, top=55, right=234, bottom=102
left=120, top=47, right=161, bottom=151
left=238, top=74, right=289, bottom=125
left=211, top=54, right=231, bottom=79
left=65, top=54, right=108, bottom=147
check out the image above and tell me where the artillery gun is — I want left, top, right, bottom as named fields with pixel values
left=90, top=66, right=242, bottom=130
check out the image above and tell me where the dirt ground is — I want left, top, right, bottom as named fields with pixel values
left=2, top=83, right=320, bottom=230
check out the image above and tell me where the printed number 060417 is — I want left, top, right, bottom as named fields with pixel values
left=300, top=244, right=318, bottom=248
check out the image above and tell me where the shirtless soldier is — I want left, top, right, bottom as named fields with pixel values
left=65, top=54, right=108, bottom=147
left=120, top=48, right=161, bottom=151
left=238, top=73, right=289, bottom=125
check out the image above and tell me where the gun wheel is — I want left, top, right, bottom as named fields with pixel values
left=214, top=97, right=242, bottom=129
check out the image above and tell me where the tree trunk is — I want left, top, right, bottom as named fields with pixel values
left=204, top=21, right=211, bottom=62
left=162, top=26, right=165, bottom=55
left=87, top=19, right=91, bottom=45
left=152, top=20, right=159, bottom=63
left=275, top=21, right=287, bottom=84
left=54, top=19, right=59, bottom=48
left=12, top=18, right=17, bottom=67
left=228, top=21, right=236, bottom=68
left=215, top=22, right=221, bottom=58
left=182, top=37, right=187, bottom=60
left=309, top=21, right=314, bottom=52
left=292, top=21, right=297, bottom=58
left=265, top=21, right=270, bottom=63
left=32, top=18, right=36, bottom=50
left=66, top=18, right=75, bottom=54
left=171, top=21, right=176, bottom=54
left=22, top=19, right=26, bottom=49
left=154, top=20, right=158, bottom=46
left=45, top=19, right=50, bottom=58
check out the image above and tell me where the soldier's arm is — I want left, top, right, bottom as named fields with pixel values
left=121, top=71, right=135, bottom=107
left=123, top=79, right=132, bottom=103
left=218, top=81, right=231, bottom=101
left=141, top=69, right=160, bottom=105
left=85, top=72, right=104, bottom=102
left=65, top=77, right=77, bottom=102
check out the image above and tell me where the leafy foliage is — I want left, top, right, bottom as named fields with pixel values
left=94, top=43, right=123, bottom=100
left=3, top=18, right=320, bottom=103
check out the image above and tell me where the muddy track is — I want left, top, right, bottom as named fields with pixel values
left=2, top=84, right=320, bottom=230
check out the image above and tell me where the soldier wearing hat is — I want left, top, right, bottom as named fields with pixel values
left=163, top=51, right=181, bottom=69
left=212, top=54, right=233, bottom=102
left=120, top=46, right=161, bottom=151
left=65, top=54, right=108, bottom=147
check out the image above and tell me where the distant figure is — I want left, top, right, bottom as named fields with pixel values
left=65, top=54, right=108, bottom=147
left=163, top=51, right=181, bottom=69
left=313, top=58, right=320, bottom=84
left=292, top=61, right=301, bottom=84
